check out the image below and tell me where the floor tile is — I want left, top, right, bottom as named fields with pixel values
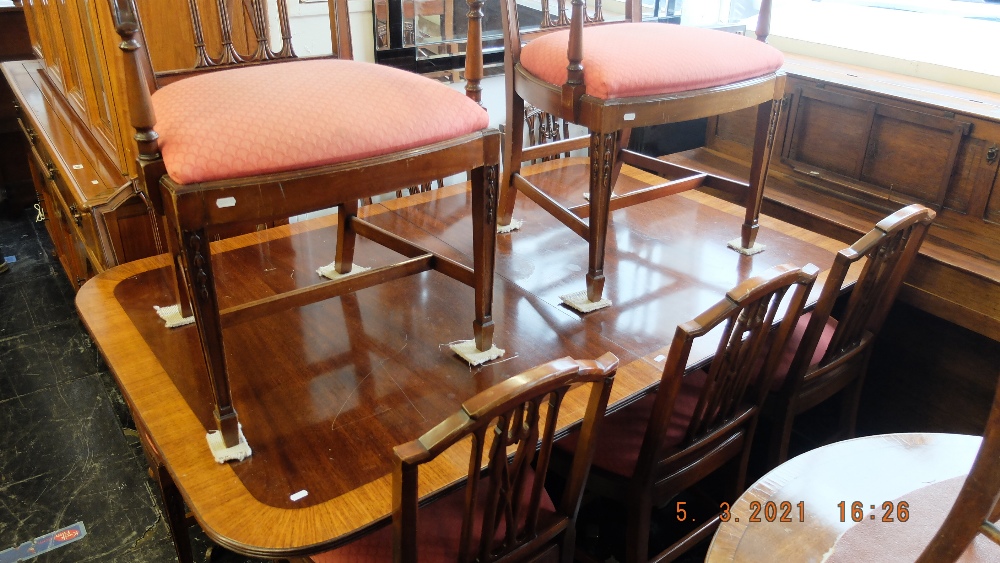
left=0, top=329, right=59, bottom=400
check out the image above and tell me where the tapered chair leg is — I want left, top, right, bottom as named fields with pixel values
left=499, top=89, right=526, bottom=226
left=471, top=162, right=498, bottom=351
left=163, top=213, right=193, bottom=318
left=625, top=491, right=652, bottom=563
left=741, top=98, right=782, bottom=251
left=769, top=410, right=797, bottom=467
left=178, top=227, right=240, bottom=448
left=335, top=200, right=359, bottom=274
left=586, top=131, right=618, bottom=303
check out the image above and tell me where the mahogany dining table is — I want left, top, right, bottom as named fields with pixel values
left=75, top=158, right=860, bottom=558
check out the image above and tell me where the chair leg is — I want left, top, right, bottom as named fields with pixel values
left=335, top=200, right=358, bottom=274
left=499, top=88, right=525, bottom=226
left=625, top=491, right=652, bottom=563
left=741, top=98, right=782, bottom=250
left=163, top=213, right=193, bottom=318
left=769, top=409, right=797, bottom=467
left=471, top=163, right=498, bottom=351
left=609, top=128, right=632, bottom=193
left=178, top=227, right=240, bottom=447
left=840, top=354, right=872, bottom=440
left=586, top=132, right=618, bottom=303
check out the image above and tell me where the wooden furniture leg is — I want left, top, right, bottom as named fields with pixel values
left=335, top=200, right=358, bottom=274
left=155, top=461, right=195, bottom=563
left=471, top=160, right=498, bottom=350
left=499, top=78, right=525, bottom=226
left=178, top=227, right=240, bottom=448
left=586, top=131, right=617, bottom=303
left=741, top=98, right=781, bottom=251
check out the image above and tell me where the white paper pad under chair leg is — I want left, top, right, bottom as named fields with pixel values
left=316, top=262, right=370, bottom=280
left=206, top=424, right=252, bottom=463
left=153, top=304, right=195, bottom=328
left=450, top=340, right=506, bottom=366
left=727, top=238, right=766, bottom=256
left=559, top=290, right=612, bottom=313
left=497, top=219, right=523, bottom=234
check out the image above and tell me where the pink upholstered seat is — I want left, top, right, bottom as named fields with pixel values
left=556, top=369, right=709, bottom=478
left=151, top=59, right=489, bottom=185
left=770, top=312, right=838, bottom=390
left=519, top=23, right=784, bottom=100
left=313, top=466, right=557, bottom=562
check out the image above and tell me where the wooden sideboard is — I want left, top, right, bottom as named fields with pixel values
left=2, top=0, right=161, bottom=288
left=669, top=54, right=1000, bottom=341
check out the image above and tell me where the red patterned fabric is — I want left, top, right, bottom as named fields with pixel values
left=313, top=466, right=558, bottom=562
left=557, top=369, right=708, bottom=478
left=770, top=312, right=838, bottom=390
left=519, top=23, right=783, bottom=100
left=151, top=59, right=489, bottom=185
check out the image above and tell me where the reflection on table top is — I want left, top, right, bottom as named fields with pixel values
left=705, top=433, right=983, bottom=563
left=76, top=158, right=859, bottom=557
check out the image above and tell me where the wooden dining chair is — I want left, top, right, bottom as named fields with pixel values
left=554, top=263, right=818, bottom=562
left=915, top=369, right=1000, bottom=562
left=307, top=353, right=619, bottom=562
left=762, top=204, right=936, bottom=466
left=496, top=0, right=786, bottom=312
left=108, top=0, right=502, bottom=455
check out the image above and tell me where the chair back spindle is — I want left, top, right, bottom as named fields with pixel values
left=789, top=205, right=936, bottom=386
left=634, top=264, right=818, bottom=493
left=764, top=204, right=936, bottom=467
left=393, top=354, right=619, bottom=562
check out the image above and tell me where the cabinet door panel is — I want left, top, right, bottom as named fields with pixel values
left=784, top=87, right=873, bottom=179
left=861, top=116, right=956, bottom=203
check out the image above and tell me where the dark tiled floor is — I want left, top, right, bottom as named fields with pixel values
left=0, top=206, right=262, bottom=562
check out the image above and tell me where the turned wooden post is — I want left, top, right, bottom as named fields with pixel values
left=562, top=0, right=586, bottom=119
left=109, top=0, right=158, bottom=162
left=465, top=0, right=485, bottom=104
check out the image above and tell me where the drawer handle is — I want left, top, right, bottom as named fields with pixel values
left=69, top=204, right=82, bottom=226
left=44, top=162, right=56, bottom=181
left=25, top=126, right=38, bottom=146
left=988, top=145, right=998, bottom=164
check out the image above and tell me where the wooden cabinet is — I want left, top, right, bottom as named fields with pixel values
left=2, top=0, right=162, bottom=289
left=681, top=54, right=1000, bottom=341
left=3, top=0, right=287, bottom=289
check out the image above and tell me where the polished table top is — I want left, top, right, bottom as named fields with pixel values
left=76, top=158, right=859, bottom=557
left=705, top=433, right=989, bottom=562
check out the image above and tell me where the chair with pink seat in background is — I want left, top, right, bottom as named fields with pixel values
left=760, top=203, right=936, bottom=467
left=496, top=0, right=786, bottom=313
left=108, top=0, right=502, bottom=460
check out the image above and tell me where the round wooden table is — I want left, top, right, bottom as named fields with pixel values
left=706, top=433, right=983, bottom=562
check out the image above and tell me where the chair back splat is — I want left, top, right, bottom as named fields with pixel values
left=496, top=0, right=785, bottom=311
left=108, top=0, right=500, bottom=453
left=765, top=204, right=936, bottom=465
left=554, top=264, right=817, bottom=562
left=310, top=354, right=619, bottom=562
